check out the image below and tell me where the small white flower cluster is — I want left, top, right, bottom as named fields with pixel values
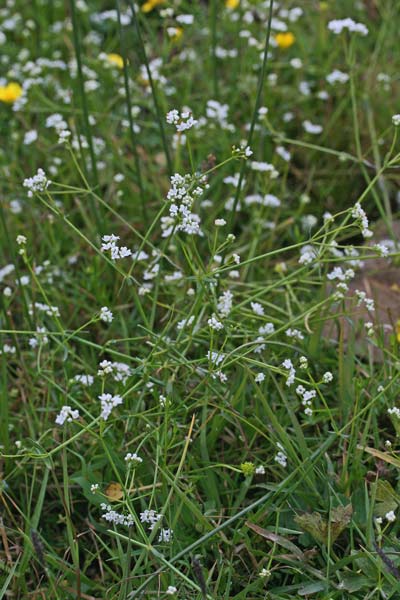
left=204, top=99, right=234, bottom=131
left=98, top=360, right=132, bottom=384
left=373, top=243, right=389, bottom=257
left=243, top=193, right=281, bottom=208
left=328, top=18, right=368, bottom=36
left=255, top=372, right=265, bottom=383
left=73, top=374, right=94, bottom=386
left=251, top=301, right=264, bottom=316
left=161, top=173, right=204, bottom=237
left=274, top=443, right=287, bottom=467
left=392, top=114, right=400, bottom=126
left=208, top=315, right=224, bottom=330
left=296, top=384, right=316, bottom=416
left=388, top=406, right=400, bottom=418
left=166, top=109, right=198, bottom=132
left=303, top=120, right=323, bottom=135
left=100, top=503, right=134, bottom=527
left=177, top=315, right=196, bottom=331
left=285, top=328, right=304, bottom=341
left=1, top=344, right=16, bottom=355
left=385, top=510, right=396, bottom=523
left=99, top=306, right=113, bottom=323
left=365, top=321, right=374, bottom=336
left=232, top=142, right=253, bottom=159
left=166, top=586, right=177, bottom=595
left=250, top=161, right=279, bottom=178
left=101, top=234, right=132, bottom=260
left=299, top=244, right=318, bottom=265
left=45, top=113, right=72, bottom=143
left=326, top=69, right=349, bottom=85
left=98, top=392, right=123, bottom=420
left=55, top=405, right=79, bottom=425
left=140, top=508, right=162, bottom=529
left=351, top=202, right=373, bottom=238
left=28, top=301, right=60, bottom=317
left=125, top=452, right=143, bottom=464
left=207, top=350, right=225, bottom=366
left=327, top=267, right=355, bottom=300
left=282, top=358, right=296, bottom=387
left=322, top=371, right=333, bottom=383
left=217, top=290, right=233, bottom=318
left=28, top=326, right=49, bottom=349
left=23, top=168, right=51, bottom=197
left=355, top=290, right=375, bottom=312
left=158, top=528, right=173, bottom=543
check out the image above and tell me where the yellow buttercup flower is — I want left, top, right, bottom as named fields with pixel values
left=275, top=32, right=295, bottom=49
left=0, top=82, right=23, bottom=104
left=226, top=0, right=240, bottom=8
left=142, top=0, right=165, bottom=13
left=106, top=53, right=124, bottom=69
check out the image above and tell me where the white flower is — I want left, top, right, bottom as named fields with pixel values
left=255, top=373, right=265, bottom=383
left=23, top=168, right=50, bottom=197
left=285, top=328, right=304, bottom=341
left=166, top=109, right=197, bottom=132
left=392, top=114, right=400, bottom=126
left=74, top=374, right=94, bottom=386
left=327, top=18, right=368, bottom=36
left=166, top=586, right=177, bottom=595
left=250, top=161, right=279, bottom=178
left=275, top=145, right=291, bottom=162
left=101, top=234, right=132, bottom=260
left=275, top=443, right=287, bottom=467
left=303, top=120, right=323, bottom=135
left=374, top=243, right=389, bottom=257
left=101, top=503, right=134, bottom=527
left=214, top=218, right=226, bottom=226
left=326, top=69, right=349, bottom=85
left=158, top=528, right=173, bottom=543
left=99, top=306, right=113, bottom=323
left=251, top=302, right=264, bottom=316
left=259, top=567, right=271, bottom=578
left=91, top=483, right=99, bottom=493
left=55, top=405, right=79, bottom=425
left=388, top=407, right=400, bottom=418
left=385, top=510, right=396, bottom=523
left=16, top=235, right=26, bottom=245
left=208, top=315, right=224, bottom=330
left=23, top=129, right=38, bottom=145
left=207, top=350, right=225, bottom=366
left=125, top=452, right=143, bottom=463
left=176, top=13, right=194, bottom=24
left=98, top=393, right=123, bottom=420
left=217, top=290, right=233, bottom=317
left=322, top=371, right=333, bottom=383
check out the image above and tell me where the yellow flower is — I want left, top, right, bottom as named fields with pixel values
left=226, top=0, right=240, bottom=8
left=0, top=82, right=23, bottom=104
left=319, top=1, right=329, bottom=10
left=275, top=32, right=295, bottom=49
left=106, top=53, right=124, bottom=69
left=141, top=0, right=165, bottom=13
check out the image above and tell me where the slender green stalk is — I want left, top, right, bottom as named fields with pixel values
left=116, top=0, right=148, bottom=225
left=229, top=0, right=274, bottom=228
left=69, top=0, right=102, bottom=228
left=127, top=0, right=172, bottom=174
